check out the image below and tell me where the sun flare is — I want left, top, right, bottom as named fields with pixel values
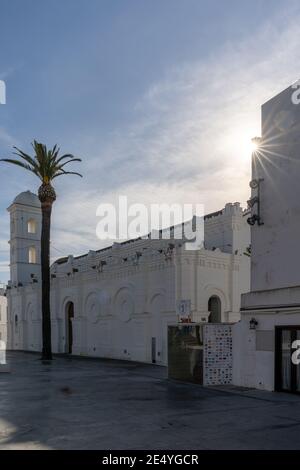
left=250, top=139, right=259, bottom=152
left=221, top=126, right=261, bottom=161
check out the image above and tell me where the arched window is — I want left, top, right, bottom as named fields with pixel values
left=208, top=295, right=221, bottom=323
left=28, top=246, right=37, bottom=264
left=27, top=218, right=37, bottom=234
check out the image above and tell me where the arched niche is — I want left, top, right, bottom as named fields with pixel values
left=208, top=295, right=221, bottom=323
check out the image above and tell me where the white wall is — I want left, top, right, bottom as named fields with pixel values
left=0, top=289, right=7, bottom=344
left=251, top=84, right=300, bottom=292
left=6, top=195, right=250, bottom=366
left=176, top=248, right=248, bottom=323
left=7, top=238, right=249, bottom=365
left=205, top=202, right=250, bottom=255
left=8, top=246, right=177, bottom=364
left=234, top=84, right=300, bottom=392
left=233, top=309, right=300, bottom=391
left=8, top=202, right=41, bottom=286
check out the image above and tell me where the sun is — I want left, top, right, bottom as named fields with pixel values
left=250, top=136, right=262, bottom=153
left=240, top=134, right=261, bottom=157
left=250, top=139, right=259, bottom=152
left=221, top=127, right=261, bottom=161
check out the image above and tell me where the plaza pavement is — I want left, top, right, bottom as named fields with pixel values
left=1, top=352, right=300, bottom=450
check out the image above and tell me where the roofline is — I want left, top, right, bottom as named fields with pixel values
left=203, top=209, right=223, bottom=220
left=53, top=203, right=245, bottom=266
left=7, top=201, right=41, bottom=211
left=261, top=81, right=297, bottom=108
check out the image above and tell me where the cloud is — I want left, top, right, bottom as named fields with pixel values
left=76, top=8, right=300, bottom=204
left=48, top=6, right=300, bottom=263
left=0, top=127, right=16, bottom=147
left=0, top=237, right=9, bottom=252
left=2, top=5, right=300, bottom=271
left=0, top=261, right=9, bottom=274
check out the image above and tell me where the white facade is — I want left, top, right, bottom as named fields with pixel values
left=6, top=191, right=250, bottom=365
left=8, top=191, right=42, bottom=287
left=0, top=286, right=7, bottom=344
left=233, top=83, right=300, bottom=391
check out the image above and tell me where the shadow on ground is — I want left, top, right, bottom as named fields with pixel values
left=1, top=352, right=300, bottom=449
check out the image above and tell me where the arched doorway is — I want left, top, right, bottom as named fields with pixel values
left=65, top=302, right=74, bottom=354
left=208, top=296, right=221, bottom=323
left=150, top=294, right=165, bottom=364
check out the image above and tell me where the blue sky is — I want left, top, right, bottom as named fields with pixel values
left=0, top=0, right=299, bottom=281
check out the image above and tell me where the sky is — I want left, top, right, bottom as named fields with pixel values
left=0, top=0, right=299, bottom=282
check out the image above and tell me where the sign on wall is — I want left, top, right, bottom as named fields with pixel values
left=176, top=299, right=192, bottom=322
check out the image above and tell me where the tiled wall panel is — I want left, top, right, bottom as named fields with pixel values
left=203, top=324, right=232, bottom=386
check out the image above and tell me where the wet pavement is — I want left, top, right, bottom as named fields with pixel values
left=1, top=351, right=300, bottom=449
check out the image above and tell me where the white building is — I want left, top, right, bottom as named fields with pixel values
left=6, top=191, right=250, bottom=365
left=0, top=285, right=7, bottom=344
left=233, top=82, right=300, bottom=393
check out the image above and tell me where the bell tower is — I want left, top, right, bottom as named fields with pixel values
left=7, top=191, right=42, bottom=286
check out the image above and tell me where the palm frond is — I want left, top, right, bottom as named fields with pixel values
left=52, top=170, right=83, bottom=179
left=12, top=147, right=41, bottom=177
left=54, top=153, right=77, bottom=166
left=57, top=158, right=82, bottom=169
left=13, top=147, right=37, bottom=167
left=0, top=158, right=37, bottom=174
left=1, top=141, right=83, bottom=184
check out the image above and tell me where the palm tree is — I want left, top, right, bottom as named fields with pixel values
left=1, top=141, right=82, bottom=360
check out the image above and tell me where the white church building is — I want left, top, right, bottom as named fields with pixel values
left=5, top=83, right=300, bottom=393
left=6, top=192, right=250, bottom=366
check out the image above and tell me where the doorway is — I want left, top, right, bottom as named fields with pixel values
left=208, top=296, right=221, bottom=323
left=275, top=326, right=300, bottom=393
left=151, top=337, right=156, bottom=364
left=65, top=302, right=74, bottom=354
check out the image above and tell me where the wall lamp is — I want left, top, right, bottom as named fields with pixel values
left=247, top=196, right=259, bottom=208
left=247, top=178, right=264, bottom=226
left=247, top=214, right=262, bottom=226
left=92, top=260, right=107, bottom=272
left=249, top=317, right=258, bottom=330
left=249, top=178, right=263, bottom=190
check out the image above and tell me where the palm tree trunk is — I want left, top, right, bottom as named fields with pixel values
left=41, top=201, right=52, bottom=360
